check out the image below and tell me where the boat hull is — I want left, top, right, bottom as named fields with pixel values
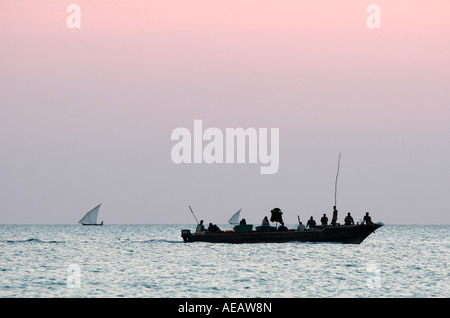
left=81, top=223, right=103, bottom=226
left=182, top=223, right=382, bottom=244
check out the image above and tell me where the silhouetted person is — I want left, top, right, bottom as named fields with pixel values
left=297, top=222, right=306, bottom=232
left=331, top=206, right=338, bottom=226
left=363, top=212, right=374, bottom=226
left=196, top=220, right=205, bottom=232
left=321, top=213, right=328, bottom=226
left=306, top=216, right=316, bottom=229
left=240, top=218, right=247, bottom=225
left=208, top=223, right=221, bottom=233
left=344, top=212, right=354, bottom=226
left=262, top=216, right=270, bottom=226
left=270, top=208, right=284, bottom=226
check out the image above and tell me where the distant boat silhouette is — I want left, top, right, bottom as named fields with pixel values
left=79, top=204, right=103, bottom=226
left=227, top=208, right=242, bottom=225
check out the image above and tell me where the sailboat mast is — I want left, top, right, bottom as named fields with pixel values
left=188, top=205, right=200, bottom=224
left=334, top=153, right=341, bottom=207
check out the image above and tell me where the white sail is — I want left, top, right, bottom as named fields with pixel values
left=79, top=204, right=101, bottom=224
left=228, top=208, right=241, bottom=224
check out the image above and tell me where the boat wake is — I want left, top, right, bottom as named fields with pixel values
left=139, top=238, right=184, bottom=244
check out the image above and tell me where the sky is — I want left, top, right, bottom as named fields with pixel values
left=1, top=0, right=449, bottom=224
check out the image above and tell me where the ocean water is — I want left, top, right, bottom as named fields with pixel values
left=0, top=224, right=448, bottom=298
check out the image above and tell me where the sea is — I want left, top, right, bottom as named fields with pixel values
left=0, top=224, right=448, bottom=298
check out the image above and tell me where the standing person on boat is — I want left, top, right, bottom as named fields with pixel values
left=306, top=216, right=316, bottom=229
left=196, top=220, right=205, bottom=233
left=321, top=213, right=328, bottom=227
left=344, top=212, right=355, bottom=225
left=262, top=216, right=270, bottom=226
left=331, top=206, right=338, bottom=226
left=239, top=218, right=247, bottom=225
left=363, top=212, right=374, bottom=226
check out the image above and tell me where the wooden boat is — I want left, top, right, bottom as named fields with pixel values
left=79, top=204, right=104, bottom=226
left=181, top=222, right=383, bottom=244
left=183, top=155, right=383, bottom=244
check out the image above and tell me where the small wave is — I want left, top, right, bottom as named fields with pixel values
left=3, top=238, right=65, bottom=244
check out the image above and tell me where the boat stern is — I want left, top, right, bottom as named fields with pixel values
left=181, top=229, right=193, bottom=242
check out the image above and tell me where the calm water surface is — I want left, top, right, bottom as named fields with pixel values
left=0, top=224, right=448, bottom=297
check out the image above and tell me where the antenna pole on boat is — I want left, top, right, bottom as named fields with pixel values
left=334, top=152, right=341, bottom=207
left=189, top=205, right=200, bottom=224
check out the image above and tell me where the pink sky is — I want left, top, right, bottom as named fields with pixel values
left=2, top=1, right=449, bottom=126
left=1, top=1, right=449, bottom=224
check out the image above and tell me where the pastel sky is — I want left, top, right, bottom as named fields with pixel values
left=1, top=1, right=449, bottom=224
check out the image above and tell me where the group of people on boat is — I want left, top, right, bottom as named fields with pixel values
left=196, top=220, right=224, bottom=233
left=195, top=207, right=375, bottom=234
left=263, top=206, right=375, bottom=231
left=301, top=208, right=374, bottom=230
